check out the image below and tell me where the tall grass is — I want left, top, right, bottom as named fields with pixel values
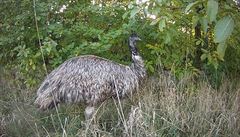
left=0, top=70, right=240, bottom=137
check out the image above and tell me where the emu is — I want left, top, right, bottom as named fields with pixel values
left=34, top=34, right=146, bottom=119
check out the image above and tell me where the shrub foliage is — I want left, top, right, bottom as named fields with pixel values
left=1, top=0, right=240, bottom=86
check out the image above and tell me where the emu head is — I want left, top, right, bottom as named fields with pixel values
left=129, top=33, right=141, bottom=49
left=129, top=33, right=141, bottom=43
left=128, top=33, right=141, bottom=56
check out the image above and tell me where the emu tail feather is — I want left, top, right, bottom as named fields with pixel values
left=34, top=92, right=58, bottom=111
left=34, top=78, right=60, bottom=110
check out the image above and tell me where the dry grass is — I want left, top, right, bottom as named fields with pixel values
left=1, top=71, right=240, bottom=137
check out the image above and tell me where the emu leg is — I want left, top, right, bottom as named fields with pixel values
left=84, top=106, right=95, bottom=120
left=84, top=106, right=96, bottom=133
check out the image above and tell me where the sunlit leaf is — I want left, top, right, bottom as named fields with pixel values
left=158, top=19, right=166, bottom=32
left=130, top=7, right=140, bottom=18
left=217, top=42, right=227, bottom=60
left=185, top=1, right=199, bottom=13
left=201, top=53, right=207, bottom=61
left=196, top=40, right=201, bottom=45
left=150, top=18, right=160, bottom=26
left=214, top=16, right=234, bottom=43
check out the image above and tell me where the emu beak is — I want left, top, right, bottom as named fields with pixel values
left=137, top=37, right=142, bottom=41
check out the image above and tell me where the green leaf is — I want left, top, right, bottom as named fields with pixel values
left=32, top=64, right=36, bottom=70
left=217, top=42, right=227, bottom=60
left=150, top=18, right=160, bottom=26
left=185, top=1, right=199, bottom=13
left=143, top=7, right=148, bottom=17
left=201, top=53, right=207, bottom=61
left=164, top=31, right=171, bottom=44
left=192, top=16, right=200, bottom=28
left=207, top=0, right=218, bottom=23
left=146, top=61, right=155, bottom=73
left=196, top=40, right=201, bottom=45
left=130, top=8, right=140, bottom=18
left=158, top=19, right=166, bottom=32
left=214, top=16, right=234, bottom=43
left=212, top=60, right=219, bottom=69
left=122, top=11, right=129, bottom=19
left=148, top=65, right=155, bottom=73
left=46, top=46, right=51, bottom=53
left=201, top=17, right=208, bottom=34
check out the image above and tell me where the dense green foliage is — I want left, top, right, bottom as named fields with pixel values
left=1, top=0, right=240, bottom=87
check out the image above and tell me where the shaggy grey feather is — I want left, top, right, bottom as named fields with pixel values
left=34, top=34, right=146, bottom=118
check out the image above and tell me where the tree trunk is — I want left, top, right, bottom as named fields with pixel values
left=194, top=22, right=202, bottom=70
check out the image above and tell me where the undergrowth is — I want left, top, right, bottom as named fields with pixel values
left=0, top=70, right=240, bottom=137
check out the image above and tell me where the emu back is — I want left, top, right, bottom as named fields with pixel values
left=35, top=56, right=141, bottom=109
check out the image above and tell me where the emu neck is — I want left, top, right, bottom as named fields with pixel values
left=129, top=41, right=139, bottom=56
left=129, top=41, right=146, bottom=79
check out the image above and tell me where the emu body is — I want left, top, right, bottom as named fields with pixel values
left=34, top=34, right=146, bottom=119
